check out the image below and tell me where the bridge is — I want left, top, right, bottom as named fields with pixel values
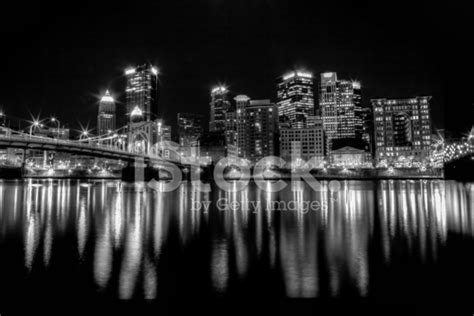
left=442, top=129, right=474, bottom=180
left=0, top=128, right=202, bottom=180
left=0, top=133, right=178, bottom=164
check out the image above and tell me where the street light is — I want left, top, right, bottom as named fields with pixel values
left=80, top=130, right=89, bottom=141
left=29, top=120, right=41, bottom=136
left=50, top=117, right=60, bottom=128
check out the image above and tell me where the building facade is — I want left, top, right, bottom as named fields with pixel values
left=234, top=96, right=278, bottom=162
left=319, top=72, right=369, bottom=153
left=329, top=146, right=372, bottom=167
left=97, top=90, right=116, bottom=136
left=177, top=113, right=203, bottom=147
left=277, top=70, right=314, bottom=128
left=280, top=118, right=325, bottom=163
left=372, top=96, right=432, bottom=163
left=209, top=86, right=231, bottom=132
left=125, top=63, right=159, bottom=123
left=224, top=111, right=238, bottom=156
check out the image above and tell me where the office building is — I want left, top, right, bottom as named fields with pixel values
left=277, top=70, right=314, bottom=128
left=125, top=63, right=159, bottom=123
left=224, top=111, right=238, bottom=156
left=372, top=96, right=432, bottom=163
left=235, top=96, right=278, bottom=162
left=209, top=86, right=231, bottom=132
left=319, top=72, right=370, bottom=153
left=280, top=117, right=325, bottom=163
left=97, top=90, right=116, bottom=136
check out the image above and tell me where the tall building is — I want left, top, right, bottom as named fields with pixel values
left=280, top=116, right=325, bottom=163
left=235, top=96, right=279, bottom=161
left=372, top=96, right=432, bottom=163
left=224, top=111, right=238, bottom=156
left=97, top=90, right=116, bottom=136
left=177, top=113, right=203, bottom=147
left=319, top=72, right=369, bottom=153
left=209, top=86, right=231, bottom=132
left=125, top=63, right=159, bottom=123
left=277, top=70, right=314, bottom=128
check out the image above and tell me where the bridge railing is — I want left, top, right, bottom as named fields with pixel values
left=0, top=134, right=179, bottom=163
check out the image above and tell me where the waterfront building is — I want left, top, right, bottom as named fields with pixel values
left=371, top=96, right=432, bottom=163
left=280, top=118, right=325, bottom=164
left=277, top=70, right=315, bottom=128
left=329, top=146, right=372, bottom=167
left=97, top=90, right=116, bottom=136
left=125, top=63, right=159, bottom=123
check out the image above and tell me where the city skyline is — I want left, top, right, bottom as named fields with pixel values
left=1, top=1, right=474, bottom=312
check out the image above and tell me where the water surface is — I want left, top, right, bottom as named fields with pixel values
left=0, top=179, right=473, bottom=304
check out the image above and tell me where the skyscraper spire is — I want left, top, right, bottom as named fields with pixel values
left=101, top=90, right=114, bottom=103
left=98, top=90, right=116, bottom=136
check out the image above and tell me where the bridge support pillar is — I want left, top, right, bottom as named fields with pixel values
left=121, top=158, right=157, bottom=182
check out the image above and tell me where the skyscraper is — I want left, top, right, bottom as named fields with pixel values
left=97, top=90, right=116, bottom=136
left=319, top=72, right=368, bottom=153
left=277, top=70, right=314, bottom=128
left=235, top=96, right=278, bottom=161
left=209, top=86, right=231, bottom=132
left=125, top=63, right=159, bottom=123
left=372, top=96, right=432, bottom=163
left=177, top=113, right=203, bottom=147
left=224, top=111, right=238, bottom=156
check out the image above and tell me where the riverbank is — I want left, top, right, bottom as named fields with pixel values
left=0, top=166, right=445, bottom=180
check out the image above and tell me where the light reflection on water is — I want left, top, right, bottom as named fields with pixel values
left=0, top=179, right=473, bottom=300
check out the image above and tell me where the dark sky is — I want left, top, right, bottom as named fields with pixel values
left=1, top=0, right=473, bottom=136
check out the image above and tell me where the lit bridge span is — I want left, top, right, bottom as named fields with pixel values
left=0, top=132, right=186, bottom=167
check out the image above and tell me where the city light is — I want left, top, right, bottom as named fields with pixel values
left=151, top=67, right=158, bottom=75
left=131, top=106, right=143, bottom=116
left=211, top=86, right=227, bottom=93
left=296, top=71, right=312, bottom=78
left=101, top=90, right=114, bottom=102
left=283, top=72, right=295, bottom=80
left=125, top=68, right=136, bottom=75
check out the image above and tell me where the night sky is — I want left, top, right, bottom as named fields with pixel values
left=1, top=0, right=473, bottom=136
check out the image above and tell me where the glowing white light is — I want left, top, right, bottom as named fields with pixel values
left=125, top=68, right=136, bottom=75
left=151, top=67, right=158, bottom=75
left=352, top=81, right=361, bottom=89
left=212, top=86, right=227, bottom=94
left=131, top=106, right=143, bottom=116
left=296, top=71, right=312, bottom=78
left=101, top=90, right=114, bottom=102
left=283, top=72, right=295, bottom=80
left=234, top=95, right=250, bottom=103
left=322, top=72, right=334, bottom=78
